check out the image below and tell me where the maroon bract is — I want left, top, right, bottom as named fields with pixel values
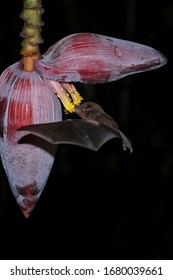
left=0, top=62, right=61, bottom=217
left=35, top=33, right=167, bottom=84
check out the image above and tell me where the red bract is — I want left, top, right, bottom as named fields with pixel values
left=35, top=33, right=167, bottom=83
left=0, top=62, right=61, bottom=217
left=0, top=33, right=167, bottom=217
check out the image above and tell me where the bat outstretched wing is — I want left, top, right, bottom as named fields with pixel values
left=17, top=119, right=132, bottom=152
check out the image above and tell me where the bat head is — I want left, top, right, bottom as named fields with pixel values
left=75, top=102, right=103, bottom=119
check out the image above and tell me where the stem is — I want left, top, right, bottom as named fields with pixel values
left=20, top=0, right=44, bottom=71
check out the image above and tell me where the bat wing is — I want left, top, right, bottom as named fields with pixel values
left=17, top=119, right=132, bottom=152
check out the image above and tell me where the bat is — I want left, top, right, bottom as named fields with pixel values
left=17, top=102, right=133, bottom=152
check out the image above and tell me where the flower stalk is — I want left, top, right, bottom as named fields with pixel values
left=20, top=0, right=44, bottom=71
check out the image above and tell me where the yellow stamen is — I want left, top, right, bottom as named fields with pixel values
left=49, top=80, right=82, bottom=113
left=61, top=83, right=83, bottom=105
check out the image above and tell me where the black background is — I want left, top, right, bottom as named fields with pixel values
left=0, top=0, right=172, bottom=260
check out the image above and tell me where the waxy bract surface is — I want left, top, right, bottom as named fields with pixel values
left=0, top=62, right=62, bottom=217
left=35, top=33, right=167, bottom=83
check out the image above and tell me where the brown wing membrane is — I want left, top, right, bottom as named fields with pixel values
left=17, top=119, right=132, bottom=152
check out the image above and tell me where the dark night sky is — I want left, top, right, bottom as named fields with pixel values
left=0, top=0, right=172, bottom=260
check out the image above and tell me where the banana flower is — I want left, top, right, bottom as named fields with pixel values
left=0, top=0, right=167, bottom=217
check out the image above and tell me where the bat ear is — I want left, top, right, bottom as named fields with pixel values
left=35, top=33, right=167, bottom=84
